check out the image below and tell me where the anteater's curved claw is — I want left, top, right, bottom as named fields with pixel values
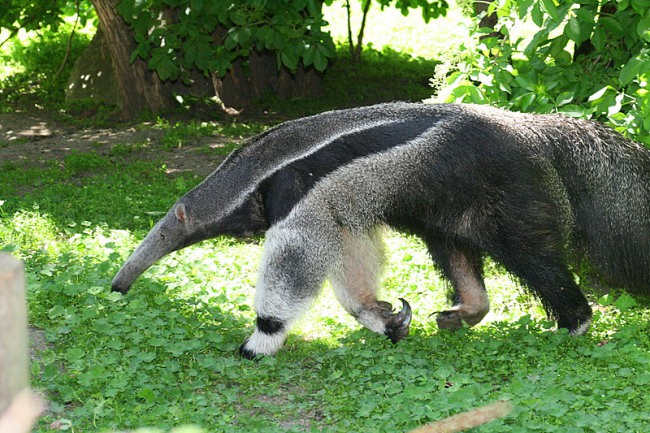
left=384, top=298, right=412, bottom=343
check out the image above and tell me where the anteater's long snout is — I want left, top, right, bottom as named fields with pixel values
left=111, top=266, right=135, bottom=293
left=110, top=224, right=173, bottom=293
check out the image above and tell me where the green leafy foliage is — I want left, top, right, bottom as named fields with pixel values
left=260, top=45, right=440, bottom=116
left=436, top=0, right=650, bottom=144
left=118, top=0, right=336, bottom=81
left=0, top=25, right=91, bottom=111
left=0, top=0, right=95, bottom=40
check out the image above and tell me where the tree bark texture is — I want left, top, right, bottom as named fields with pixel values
left=0, top=254, right=29, bottom=415
left=75, top=3, right=322, bottom=116
left=213, top=50, right=322, bottom=112
left=475, top=0, right=501, bottom=39
left=90, top=0, right=174, bottom=119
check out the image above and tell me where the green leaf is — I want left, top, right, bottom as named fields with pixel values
left=638, top=15, right=650, bottom=42
left=531, top=2, right=544, bottom=26
left=588, top=85, right=612, bottom=102
left=280, top=49, right=299, bottom=71
left=524, top=30, right=549, bottom=59
left=313, top=49, right=328, bottom=71
left=190, top=0, right=203, bottom=13
left=549, top=36, right=569, bottom=61
left=224, top=31, right=238, bottom=50
left=631, top=0, right=650, bottom=14
left=613, top=293, right=638, bottom=311
left=608, top=93, right=624, bottom=117
left=303, top=45, right=315, bottom=67
left=591, top=26, right=605, bottom=51
left=238, top=27, right=251, bottom=47
left=620, top=58, right=643, bottom=85
left=541, top=0, right=560, bottom=21
left=599, top=16, right=624, bottom=36
left=574, top=7, right=595, bottom=24
left=565, top=16, right=583, bottom=43
left=555, top=91, right=574, bottom=106
left=598, top=293, right=614, bottom=306
left=48, top=304, right=66, bottom=319
left=518, top=0, right=535, bottom=19
left=103, top=291, right=123, bottom=302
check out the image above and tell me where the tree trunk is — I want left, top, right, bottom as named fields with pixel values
left=474, top=0, right=501, bottom=40
left=79, top=3, right=322, bottom=116
left=213, top=49, right=322, bottom=113
left=90, top=0, right=174, bottom=119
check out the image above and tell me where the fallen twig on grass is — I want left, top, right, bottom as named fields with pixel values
left=408, top=400, right=513, bottom=433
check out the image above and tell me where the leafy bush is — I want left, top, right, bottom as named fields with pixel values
left=435, top=0, right=650, bottom=144
left=118, top=0, right=335, bottom=81
left=0, top=25, right=91, bottom=111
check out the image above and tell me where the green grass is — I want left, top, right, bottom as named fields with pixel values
left=154, top=118, right=265, bottom=151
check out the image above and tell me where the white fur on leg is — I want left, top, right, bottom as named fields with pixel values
left=354, top=311, right=387, bottom=334
left=246, top=221, right=335, bottom=357
left=243, top=328, right=288, bottom=356
left=570, top=319, right=591, bottom=336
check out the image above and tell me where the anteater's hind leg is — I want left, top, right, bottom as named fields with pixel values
left=426, top=241, right=489, bottom=330
left=329, top=228, right=412, bottom=343
left=489, top=197, right=592, bottom=334
left=500, top=250, right=592, bottom=334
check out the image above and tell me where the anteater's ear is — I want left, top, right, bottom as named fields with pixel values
left=175, top=203, right=187, bottom=224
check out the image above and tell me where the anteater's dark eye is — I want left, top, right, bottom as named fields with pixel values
left=160, top=233, right=166, bottom=241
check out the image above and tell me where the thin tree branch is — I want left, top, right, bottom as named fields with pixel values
left=354, top=0, right=372, bottom=62
left=53, top=0, right=81, bottom=81
left=345, top=0, right=355, bottom=60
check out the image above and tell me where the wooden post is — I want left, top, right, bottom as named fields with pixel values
left=0, top=253, right=29, bottom=414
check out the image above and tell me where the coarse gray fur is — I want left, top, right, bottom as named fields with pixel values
left=112, top=102, right=650, bottom=359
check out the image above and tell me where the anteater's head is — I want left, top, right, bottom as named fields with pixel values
left=111, top=202, right=191, bottom=293
left=111, top=178, right=269, bottom=294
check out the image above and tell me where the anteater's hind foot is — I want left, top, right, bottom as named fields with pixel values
left=557, top=299, right=592, bottom=336
left=436, top=304, right=488, bottom=330
left=430, top=249, right=489, bottom=331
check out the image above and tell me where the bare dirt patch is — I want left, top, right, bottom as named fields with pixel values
left=0, top=111, right=241, bottom=178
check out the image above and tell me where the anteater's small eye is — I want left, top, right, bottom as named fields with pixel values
left=160, top=233, right=166, bottom=241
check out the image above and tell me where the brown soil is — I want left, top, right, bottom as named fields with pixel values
left=0, top=111, right=241, bottom=178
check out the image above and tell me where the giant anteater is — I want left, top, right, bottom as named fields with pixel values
left=111, top=103, right=650, bottom=359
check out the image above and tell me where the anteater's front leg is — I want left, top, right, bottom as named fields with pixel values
left=329, top=228, right=412, bottom=343
left=239, top=223, right=337, bottom=359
